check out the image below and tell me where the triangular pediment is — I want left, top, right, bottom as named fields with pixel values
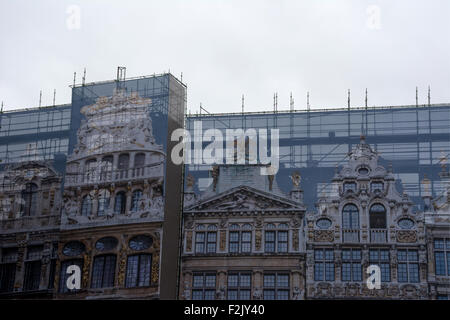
left=184, top=185, right=305, bottom=213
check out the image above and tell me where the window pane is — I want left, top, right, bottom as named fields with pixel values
left=352, top=263, right=362, bottom=281
left=435, top=252, right=446, bottom=275
left=342, top=263, right=351, bottom=281
left=381, top=263, right=390, bottom=282
left=314, top=263, right=324, bottom=281
left=125, top=255, right=138, bottom=288
left=325, top=263, right=334, bottom=281
left=137, top=254, right=151, bottom=287
left=325, top=250, right=334, bottom=260
left=263, top=289, right=275, bottom=300
left=408, top=264, right=419, bottom=282
left=397, top=250, right=407, bottom=262
left=240, top=274, right=251, bottom=287
left=277, top=289, right=289, bottom=300
left=264, top=274, right=275, bottom=287
left=228, top=274, right=238, bottom=287
left=205, top=275, right=216, bottom=288
left=277, top=274, right=289, bottom=287
left=193, top=275, right=203, bottom=288
left=407, top=250, right=418, bottom=261
left=398, top=263, right=408, bottom=282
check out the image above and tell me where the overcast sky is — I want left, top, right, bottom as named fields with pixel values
left=1, top=0, right=449, bottom=113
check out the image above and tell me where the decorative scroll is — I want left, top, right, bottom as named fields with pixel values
left=314, top=230, right=334, bottom=242
left=397, top=230, right=417, bottom=243
left=186, top=231, right=193, bottom=252
left=255, top=230, right=262, bottom=250
left=219, top=230, right=226, bottom=251
left=151, top=252, right=160, bottom=284
left=292, top=229, right=299, bottom=251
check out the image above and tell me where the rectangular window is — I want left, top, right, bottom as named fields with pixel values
left=434, top=238, right=450, bottom=276
left=0, top=263, right=16, bottom=293
left=229, top=231, right=252, bottom=254
left=241, top=231, right=252, bottom=253
left=91, top=255, right=116, bottom=288
left=263, top=273, right=289, bottom=300
left=195, top=232, right=205, bottom=253
left=125, top=254, right=151, bottom=288
left=192, top=273, right=216, bottom=300
left=207, top=232, right=217, bottom=253
left=229, top=232, right=239, bottom=253
left=196, top=232, right=217, bottom=254
left=277, top=231, right=288, bottom=253
left=265, top=231, right=275, bottom=253
left=342, top=249, right=362, bottom=281
left=314, top=249, right=334, bottom=281
left=227, top=272, right=251, bottom=300
left=370, top=182, right=384, bottom=192
left=265, top=229, right=289, bottom=253
left=369, top=249, right=391, bottom=282
left=23, top=261, right=42, bottom=291
left=397, top=249, right=419, bottom=283
left=343, top=182, right=356, bottom=192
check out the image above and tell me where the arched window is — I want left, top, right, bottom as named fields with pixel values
left=118, top=154, right=129, bottom=179
left=369, top=204, right=387, bottom=229
left=100, top=156, right=113, bottom=181
left=131, top=190, right=142, bottom=212
left=342, top=204, right=359, bottom=229
left=97, top=189, right=110, bottom=216
left=81, top=195, right=93, bottom=216
left=21, top=183, right=38, bottom=216
left=91, top=254, right=116, bottom=289
left=114, top=192, right=126, bottom=214
left=134, top=153, right=146, bottom=177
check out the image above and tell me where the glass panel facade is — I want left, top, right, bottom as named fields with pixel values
left=185, top=105, right=450, bottom=211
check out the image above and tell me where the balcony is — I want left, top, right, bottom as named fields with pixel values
left=370, top=229, right=387, bottom=243
left=342, top=229, right=359, bottom=243
left=64, top=163, right=164, bottom=187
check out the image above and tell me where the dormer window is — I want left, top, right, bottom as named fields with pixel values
left=343, top=182, right=357, bottom=192
left=371, top=182, right=384, bottom=192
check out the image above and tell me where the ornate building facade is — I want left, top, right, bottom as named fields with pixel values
left=305, top=136, right=428, bottom=299
left=180, top=165, right=307, bottom=300
left=0, top=161, right=61, bottom=298
left=54, top=90, right=165, bottom=299
left=424, top=165, right=450, bottom=300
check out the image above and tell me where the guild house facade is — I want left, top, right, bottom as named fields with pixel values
left=0, top=71, right=449, bottom=300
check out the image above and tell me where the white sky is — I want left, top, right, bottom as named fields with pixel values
left=0, top=0, right=449, bottom=113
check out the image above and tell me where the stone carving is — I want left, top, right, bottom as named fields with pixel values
left=255, top=230, right=262, bottom=250
left=290, top=171, right=301, bottom=188
left=293, top=229, right=299, bottom=251
left=216, top=286, right=226, bottom=300
left=253, top=287, right=263, bottom=300
left=220, top=230, right=227, bottom=251
left=216, top=193, right=250, bottom=210
left=182, top=280, right=191, bottom=300
left=292, top=287, right=303, bottom=300
left=186, top=174, right=195, bottom=189
left=397, top=230, right=417, bottom=243
left=151, top=252, right=160, bottom=284
left=186, top=231, right=193, bottom=252
left=211, top=165, right=219, bottom=192
left=314, top=230, right=334, bottom=242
